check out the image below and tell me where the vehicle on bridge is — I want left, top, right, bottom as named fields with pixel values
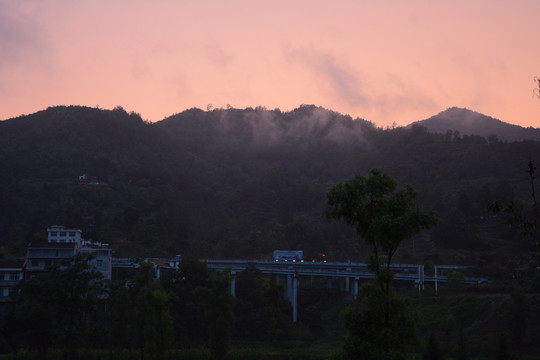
left=311, top=253, right=327, bottom=262
left=273, top=250, right=303, bottom=262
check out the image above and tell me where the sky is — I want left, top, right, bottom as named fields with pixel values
left=1, top=0, right=539, bottom=128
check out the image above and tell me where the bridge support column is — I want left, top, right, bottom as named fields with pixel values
left=230, top=271, right=236, bottom=297
left=435, top=266, right=438, bottom=296
left=285, top=274, right=292, bottom=301
left=352, top=277, right=359, bottom=298
left=327, top=277, right=332, bottom=290
left=417, top=265, right=424, bottom=294
left=292, top=275, right=298, bottom=323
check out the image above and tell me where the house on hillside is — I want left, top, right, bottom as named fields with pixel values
left=0, top=260, right=25, bottom=297
left=147, top=255, right=181, bottom=280
left=26, top=242, right=78, bottom=278
left=78, top=174, right=107, bottom=186
left=79, top=243, right=113, bottom=280
left=26, top=226, right=112, bottom=280
left=0, top=259, right=26, bottom=314
left=47, top=225, right=83, bottom=244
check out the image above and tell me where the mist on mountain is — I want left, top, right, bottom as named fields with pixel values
left=0, top=104, right=538, bottom=266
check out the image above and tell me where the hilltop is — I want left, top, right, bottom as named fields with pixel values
left=409, top=107, right=540, bottom=142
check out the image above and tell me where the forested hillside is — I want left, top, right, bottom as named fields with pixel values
left=1, top=105, right=538, bottom=267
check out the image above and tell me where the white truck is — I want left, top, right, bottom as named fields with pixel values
left=272, top=250, right=303, bottom=262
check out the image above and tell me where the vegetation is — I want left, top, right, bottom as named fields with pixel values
left=0, top=105, right=538, bottom=269
left=1, top=266, right=539, bottom=359
left=0, top=255, right=294, bottom=359
left=1, top=105, right=540, bottom=358
left=326, top=169, right=437, bottom=296
left=326, top=170, right=437, bottom=359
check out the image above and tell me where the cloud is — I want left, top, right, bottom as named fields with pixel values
left=0, top=2, right=51, bottom=96
left=373, top=75, right=438, bottom=116
left=286, top=47, right=369, bottom=108
left=0, top=3, right=46, bottom=67
left=285, top=46, right=438, bottom=125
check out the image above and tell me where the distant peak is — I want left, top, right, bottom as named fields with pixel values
left=409, top=106, right=540, bottom=142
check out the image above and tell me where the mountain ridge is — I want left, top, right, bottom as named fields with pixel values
left=4, top=105, right=539, bottom=142
left=408, top=106, right=540, bottom=142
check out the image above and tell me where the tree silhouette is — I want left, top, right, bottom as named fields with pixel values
left=423, top=333, right=445, bottom=360
left=488, top=160, right=540, bottom=247
left=326, top=169, right=436, bottom=359
left=326, top=169, right=438, bottom=303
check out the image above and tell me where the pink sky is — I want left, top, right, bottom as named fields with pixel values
left=1, top=0, right=539, bottom=128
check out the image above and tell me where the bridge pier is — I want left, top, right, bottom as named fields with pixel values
left=417, top=265, right=425, bottom=294
left=285, top=274, right=292, bottom=301
left=327, top=277, right=332, bottom=290
left=281, top=273, right=298, bottom=322
left=291, top=275, right=298, bottom=323
left=435, top=266, right=438, bottom=296
left=230, top=271, right=236, bottom=297
left=352, top=277, right=359, bottom=298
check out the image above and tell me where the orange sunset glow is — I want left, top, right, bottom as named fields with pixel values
left=1, top=0, right=539, bottom=128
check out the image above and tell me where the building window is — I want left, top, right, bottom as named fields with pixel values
left=31, top=260, right=39, bottom=267
left=59, top=232, right=67, bottom=236
left=69, top=231, right=76, bottom=236
left=0, top=272, right=4, bottom=280
left=97, top=260, right=103, bottom=267
left=0, top=288, right=6, bottom=297
left=9, top=272, right=19, bottom=281
left=50, top=232, right=57, bottom=236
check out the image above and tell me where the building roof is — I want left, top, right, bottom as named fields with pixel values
left=148, top=259, right=174, bottom=268
left=27, top=242, right=77, bottom=249
left=0, top=259, right=26, bottom=269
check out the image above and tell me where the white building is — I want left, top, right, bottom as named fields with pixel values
left=26, top=226, right=112, bottom=280
left=47, top=225, right=83, bottom=245
left=0, top=260, right=25, bottom=299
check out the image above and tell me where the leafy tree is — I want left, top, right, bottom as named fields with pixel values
left=455, top=328, right=468, bottom=360
left=496, top=332, right=512, bottom=360
left=326, top=169, right=437, bottom=311
left=107, top=284, right=134, bottom=350
left=195, top=271, right=234, bottom=360
left=423, top=333, right=445, bottom=360
left=506, top=289, right=529, bottom=347
left=232, top=263, right=289, bottom=340
left=488, top=160, right=540, bottom=247
left=12, top=295, right=52, bottom=358
left=137, top=288, right=176, bottom=360
left=13, top=253, right=108, bottom=358
left=163, top=255, right=209, bottom=347
left=326, top=169, right=436, bottom=359
left=131, top=262, right=176, bottom=360
left=341, top=284, right=420, bottom=360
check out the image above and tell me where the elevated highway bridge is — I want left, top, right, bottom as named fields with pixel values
left=112, top=258, right=487, bottom=322
left=203, top=260, right=487, bottom=322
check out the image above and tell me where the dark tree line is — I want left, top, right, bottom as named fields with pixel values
left=0, top=255, right=292, bottom=360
